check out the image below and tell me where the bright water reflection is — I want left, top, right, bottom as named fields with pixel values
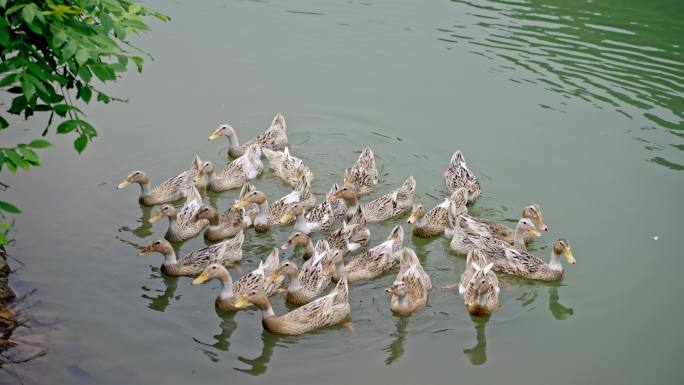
left=442, top=0, right=684, bottom=170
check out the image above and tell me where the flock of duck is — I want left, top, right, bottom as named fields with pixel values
left=118, top=113, right=577, bottom=336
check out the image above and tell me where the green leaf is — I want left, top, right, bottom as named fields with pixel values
left=78, top=85, right=92, bottom=102
left=0, top=222, right=11, bottom=230
left=56, top=119, right=79, bottom=134
left=78, top=66, right=92, bottom=82
left=21, top=75, right=36, bottom=101
left=0, top=73, right=18, bottom=87
left=131, top=56, right=143, bottom=73
left=97, top=92, right=110, bottom=103
left=91, top=64, right=115, bottom=82
left=28, top=139, right=51, bottom=148
left=74, top=134, right=88, bottom=153
left=54, top=104, right=70, bottom=117
left=0, top=115, right=7, bottom=129
left=75, top=48, right=90, bottom=66
left=0, top=201, right=21, bottom=214
left=0, top=0, right=7, bottom=9
left=0, top=232, right=7, bottom=246
left=21, top=4, right=35, bottom=25
left=5, top=148, right=29, bottom=171
left=8, top=95, right=27, bottom=114
left=0, top=16, right=9, bottom=47
left=19, top=146, right=40, bottom=165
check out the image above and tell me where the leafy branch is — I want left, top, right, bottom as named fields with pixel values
left=0, top=0, right=168, bottom=246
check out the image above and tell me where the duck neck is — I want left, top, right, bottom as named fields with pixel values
left=513, top=225, right=527, bottom=250
left=161, top=249, right=178, bottom=265
left=549, top=251, right=563, bottom=272
left=302, top=240, right=315, bottom=259
left=394, top=293, right=409, bottom=311
left=415, top=213, right=428, bottom=228
left=285, top=269, right=301, bottom=292
left=207, top=169, right=217, bottom=183
left=225, top=129, right=240, bottom=148
left=218, top=269, right=234, bottom=299
left=138, top=181, right=151, bottom=196
left=255, top=200, right=269, bottom=225
left=255, top=297, right=276, bottom=319
left=207, top=212, right=220, bottom=226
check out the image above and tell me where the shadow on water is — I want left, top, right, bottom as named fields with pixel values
left=463, top=314, right=489, bottom=365
left=548, top=286, right=574, bottom=320
left=383, top=316, right=408, bottom=365
left=193, top=311, right=238, bottom=362
left=117, top=205, right=154, bottom=239
left=441, top=0, right=684, bottom=170
left=141, top=266, right=180, bottom=313
left=234, top=331, right=288, bottom=376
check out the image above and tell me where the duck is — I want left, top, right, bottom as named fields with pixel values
left=192, top=204, right=247, bottom=241
left=117, top=155, right=203, bottom=206
left=280, top=206, right=370, bottom=260
left=208, top=113, right=288, bottom=159
left=234, top=277, right=350, bottom=336
left=262, top=147, right=314, bottom=186
left=268, top=240, right=336, bottom=306
left=205, top=145, right=264, bottom=192
left=234, top=174, right=316, bottom=232
left=459, top=248, right=499, bottom=316
left=472, top=204, right=548, bottom=248
left=331, top=225, right=404, bottom=282
left=327, top=183, right=348, bottom=222
left=348, top=147, right=379, bottom=194
left=280, top=201, right=335, bottom=234
left=149, top=186, right=208, bottom=242
left=445, top=198, right=542, bottom=254
left=137, top=231, right=243, bottom=277
left=328, top=175, right=415, bottom=223
left=191, top=247, right=284, bottom=311
left=443, top=151, right=480, bottom=205
left=280, top=231, right=316, bottom=261
left=407, top=188, right=468, bottom=238
left=476, top=237, right=576, bottom=282
left=385, top=248, right=432, bottom=316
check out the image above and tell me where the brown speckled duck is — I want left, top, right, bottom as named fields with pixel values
left=149, top=186, right=208, bottom=242
left=208, top=113, right=288, bottom=159
left=385, top=248, right=432, bottom=316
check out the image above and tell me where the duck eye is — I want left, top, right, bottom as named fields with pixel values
left=212, top=266, right=216, bottom=269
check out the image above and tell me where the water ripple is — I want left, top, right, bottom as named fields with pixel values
left=441, top=0, right=684, bottom=170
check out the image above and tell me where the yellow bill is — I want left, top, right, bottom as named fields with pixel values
left=563, top=248, right=576, bottom=264
left=117, top=180, right=131, bottom=189
left=148, top=212, right=163, bottom=223
left=280, top=210, right=294, bottom=224
left=234, top=198, right=250, bottom=209
left=208, top=129, right=221, bottom=141
left=233, top=297, right=250, bottom=309
left=192, top=272, right=209, bottom=285
left=138, top=245, right=154, bottom=256
left=407, top=213, right=418, bottom=224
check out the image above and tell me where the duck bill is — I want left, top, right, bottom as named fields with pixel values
left=407, top=213, right=418, bottom=224
left=192, top=272, right=209, bottom=285
left=208, top=129, right=221, bottom=141
left=233, top=198, right=250, bottom=209
left=280, top=211, right=294, bottom=224
left=138, top=245, right=154, bottom=256
left=530, top=228, right=542, bottom=237
left=265, top=271, right=282, bottom=284
left=385, top=286, right=397, bottom=294
left=233, top=297, right=250, bottom=309
left=148, top=212, right=163, bottom=223
left=117, top=179, right=131, bottom=189
left=563, top=248, right=576, bottom=264
left=280, top=240, right=292, bottom=250
left=535, top=214, right=548, bottom=231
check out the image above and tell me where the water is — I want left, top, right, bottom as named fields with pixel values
left=1, top=0, right=683, bottom=384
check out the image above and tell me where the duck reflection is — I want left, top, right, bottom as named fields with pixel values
left=463, top=315, right=488, bottom=366
left=141, top=268, right=179, bottom=312
left=193, top=311, right=238, bottom=361
left=117, top=205, right=154, bottom=239
left=234, top=331, right=284, bottom=376
left=548, top=286, right=574, bottom=320
left=384, top=316, right=408, bottom=365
